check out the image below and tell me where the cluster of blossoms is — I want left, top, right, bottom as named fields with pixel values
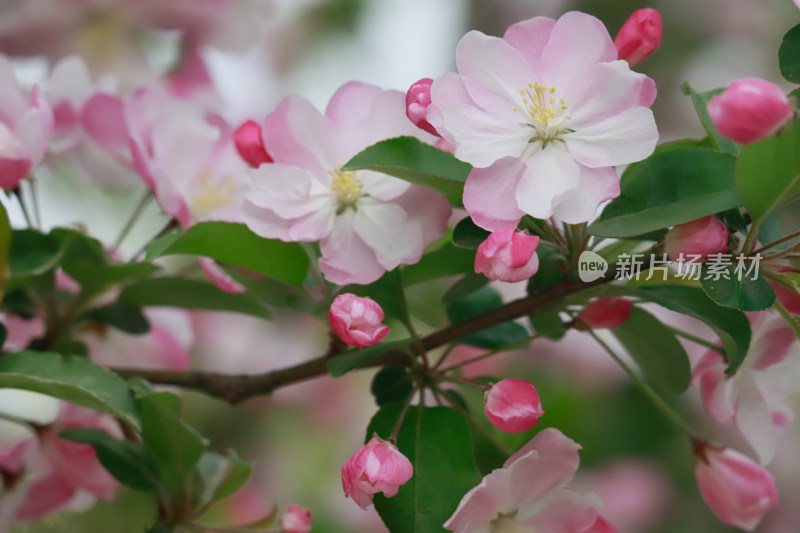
left=0, top=3, right=799, bottom=533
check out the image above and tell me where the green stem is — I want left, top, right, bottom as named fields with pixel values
left=29, top=178, right=42, bottom=228
left=665, top=325, right=726, bottom=355
left=740, top=220, right=761, bottom=255
left=114, top=191, right=153, bottom=251
left=775, top=299, right=800, bottom=341
left=299, top=242, right=331, bottom=298
left=438, top=374, right=484, bottom=391
left=587, top=329, right=696, bottom=436
left=388, top=393, right=414, bottom=441
left=14, top=187, right=35, bottom=229
left=752, top=228, right=800, bottom=255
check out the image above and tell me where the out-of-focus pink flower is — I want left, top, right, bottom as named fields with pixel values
left=39, top=405, right=121, bottom=502
left=329, top=293, right=390, bottom=349
left=614, top=9, right=662, bottom=66
left=483, top=379, right=544, bottom=433
left=234, top=119, right=273, bottom=168
left=445, top=428, right=615, bottom=533
left=694, top=441, right=778, bottom=531
left=578, top=297, right=632, bottom=329
left=81, top=307, right=194, bottom=371
left=663, top=216, right=728, bottom=262
left=708, top=78, right=793, bottom=145
left=1, top=313, right=45, bottom=351
left=0, top=55, right=54, bottom=189
left=406, top=78, right=439, bottom=136
left=428, top=12, right=657, bottom=229
left=281, top=504, right=312, bottom=533
left=769, top=280, right=800, bottom=314
left=241, top=82, right=451, bottom=285
left=693, top=312, right=800, bottom=464
left=475, top=228, right=540, bottom=283
left=341, top=436, right=413, bottom=510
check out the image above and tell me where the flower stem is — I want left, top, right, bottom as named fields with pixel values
left=388, top=394, right=414, bottom=441
left=114, top=190, right=153, bottom=251
left=587, top=329, right=696, bottom=436
left=665, top=325, right=726, bottom=355
left=13, top=187, right=35, bottom=229
left=752, top=228, right=800, bottom=254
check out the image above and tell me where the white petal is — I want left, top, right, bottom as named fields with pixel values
left=564, top=107, right=658, bottom=168
left=442, top=103, right=530, bottom=168
left=515, top=146, right=580, bottom=219
left=551, top=165, right=619, bottom=223
left=353, top=198, right=423, bottom=270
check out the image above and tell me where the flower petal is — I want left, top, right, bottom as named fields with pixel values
left=463, top=157, right=526, bottom=231
left=353, top=197, right=424, bottom=270
left=319, top=210, right=385, bottom=285
left=515, top=146, right=580, bottom=220
left=564, top=106, right=658, bottom=167
left=441, top=103, right=530, bottom=168
left=551, top=165, right=619, bottom=224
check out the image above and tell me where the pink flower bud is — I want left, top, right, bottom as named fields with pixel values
left=475, top=228, right=540, bottom=283
left=578, top=297, right=632, bottom=329
left=406, top=78, right=440, bottom=137
left=341, top=437, right=413, bottom=509
left=483, top=379, right=544, bottom=433
left=694, top=442, right=778, bottom=531
left=234, top=119, right=273, bottom=167
left=614, top=8, right=662, bottom=66
left=663, top=216, right=728, bottom=262
left=707, top=78, right=794, bottom=144
left=329, top=293, right=391, bottom=349
left=281, top=504, right=312, bottom=533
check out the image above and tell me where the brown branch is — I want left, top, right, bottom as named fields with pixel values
left=113, top=271, right=614, bottom=404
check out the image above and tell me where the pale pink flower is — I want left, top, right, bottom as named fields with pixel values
left=341, top=436, right=413, bottom=509
left=241, top=82, right=451, bottom=285
left=0, top=55, right=54, bottom=189
left=693, top=312, right=800, bottom=464
left=428, top=11, right=658, bottom=229
left=329, top=293, right=390, bottom=349
left=483, top=379, right=544, bottom=433
left=769, top=279, right=800, bottom=315
left=663, top=216, right=728, bottom=262
left=233, top=119, right=272, bottom=168
left=406, top=78, right=439, bottom=136
left=708, top=78, right=793, bottom=145
left=281, top=504, right=312, bottom=533
left=445, top=428, right=615, bottom=533
left=577, top=297, right=632, bottom=329
left=1, top=313, right=45, bottom=351
left=614, top=9, right=662, bottom=66
left=475, top=228, right=540, bottom=283
left=694, top=441, right=778, bottom=531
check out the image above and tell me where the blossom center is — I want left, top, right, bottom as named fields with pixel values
left=190, top=170, right=237, bottom=217
left=491, top=513, right=531, bottom=533
left=514, top=82, right=571, bottom=146
left=330, top=167, right=363, bottom=210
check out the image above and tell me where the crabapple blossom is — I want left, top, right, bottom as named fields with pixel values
left=329, top=293, right=390, bottom=349
left=241, top=81, right=451, bottom=285
left=281, top=504, right=312, bottom=533
left=444, top=428, right=615, bottom=533
left=474, top=228, right=540, bottom=283
left=707, top=78, right=793, bottom=144
left=614, top=9, right=662, bottom=66
left=693, top=441, right=778, bottom=531
left=428, top=11, right=658, bottom=229
left=0, top=55, right=54, bottom=189
left=483, top=379, right=544, bottom=433
left=406, top=78, right=439, bottom=136
left=693, top=311, right=800, bottom=464
left=341, top=436, right=413, bottom=509
left=663, top=216, right=728, bottom=262
left=577, top=297, right=632, bottom=329
left=234, top=119, right=273, bottom=167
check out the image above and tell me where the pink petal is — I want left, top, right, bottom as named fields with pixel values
left=516, top=146, right=581, bottom=220
left=503, top=17, right=557, bottom=75
left=463, top=157, right=526, bottom=231
left=551, top=165, right=620, bottom=224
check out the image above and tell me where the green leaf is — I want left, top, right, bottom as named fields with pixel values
left=81, top=303, right=150, bottom=335
left=447, top=285, right=528, bottom=349
left=0, top=202, right=10, bottom=302
left=193, top=451, right=252, bottom=510
left=119, top=278, right=271, bottom=319
left=149, top=222, right=308, bottom=289
left=622, top=285, right=751, bottom=372
left=402, top=244, right=476, bottom=286
left=452, top=217, right=489, bottom=250
left=700, top=265, right=776, bottom=312
left=442, top=274, right=489, bottom=306
left=590, top=148, right=740, bottom=237
left=610, top=307, right=691, bottom=395
left=8, top=230, right=62, bottom=290
left=367, top=405, right=481, bottom=533
left=0, top=351, right=140, bottom=429
left=735, top=119, right=800, bottom=228
left=327, top=339, right=412, bottom=378
left=371, top=366, right=414, bottom=407
left=140, top=392, right=208, bottom=489
left=59, top=428, right=161, bottom=492
left=529, top=312, right=566, bottom=340
left=341, top=136, right=471, bottom=205
left=682, top=83, right=740, bottom=155
left=779, top=24, right=800, bottom=83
